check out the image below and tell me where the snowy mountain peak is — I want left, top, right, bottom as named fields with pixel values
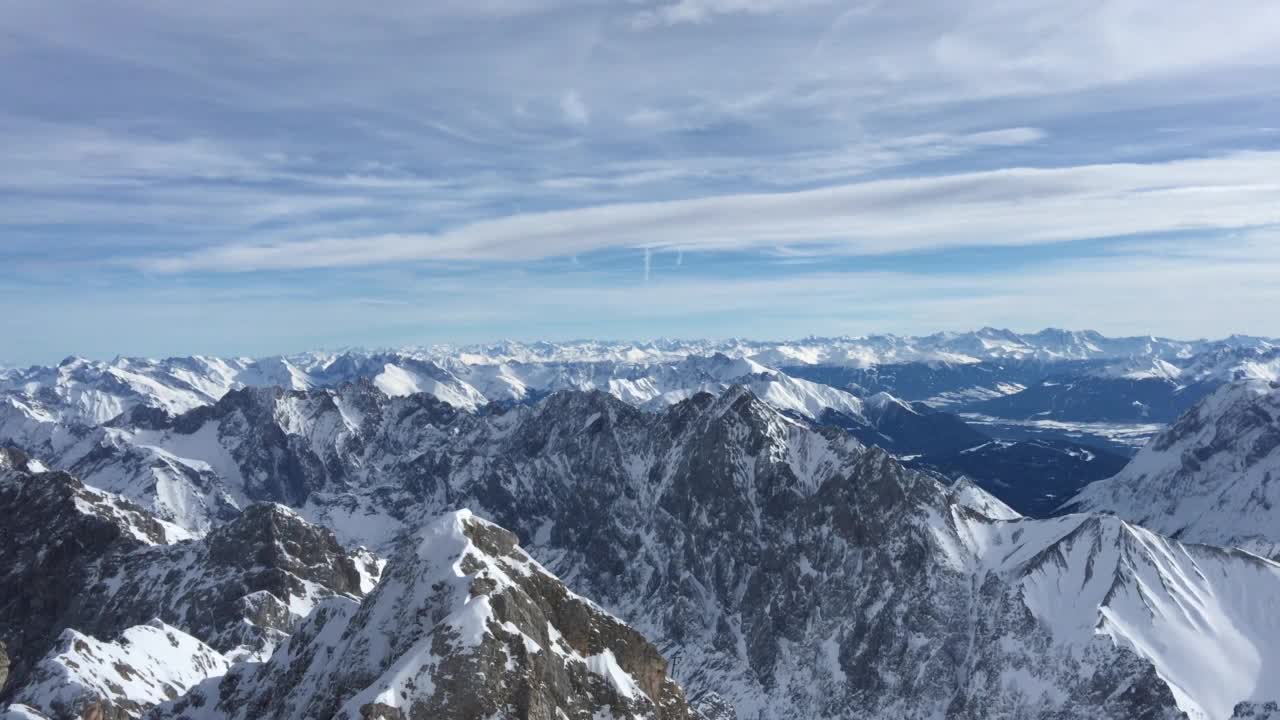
left=1091, top=356, right=1185, bottom=381
left=158, top=509, right=697, bottom=720
left=863, top=390, right=914, bottom=413
left=0, top=463, right=378, bottom=716
left=9, top=620, right=228, bottom=720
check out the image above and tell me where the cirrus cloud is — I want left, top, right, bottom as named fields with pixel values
left=138, top=150, right=1280, bottom=273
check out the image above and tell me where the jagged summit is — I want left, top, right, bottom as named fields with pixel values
left=0, top=461, right=177, bottom=702
left=947, top=475, right=1021, bottom=520
left=0, top=459, right=378, bottom=716
left=158, top=509, right=698, bottom=720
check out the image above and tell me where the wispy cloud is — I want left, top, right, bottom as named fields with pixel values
left=630, top=0, right=833, bottom=28
left=136, top=151, right=1280, bottom=272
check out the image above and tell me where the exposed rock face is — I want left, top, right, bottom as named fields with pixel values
left=690, top=694, right=738, bottom=720
left=0, top=456, right=173, bottom=699
left=9, top=361, right=992, bottom=528
left=51, top=381, right=460, bottom=533
left=75, top=503, right=371, bottom=661
left=157, top=511, right=697, bottom=720
left=0, top=457, right=377, bottom=714
left=1065, top=380, right=1280, bottom=559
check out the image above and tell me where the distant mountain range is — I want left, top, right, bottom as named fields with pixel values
left=4, top=328, right=1276, bottom=514
left=5, top=328, right=1276, bottom=427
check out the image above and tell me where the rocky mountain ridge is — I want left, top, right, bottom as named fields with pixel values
left=157, top=510, right=699, bottom=720
left=0, top=454, right=378, bottom=716
left=1065, top=379, right=1280, bottom=559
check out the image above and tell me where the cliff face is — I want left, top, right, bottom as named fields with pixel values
left=0, top=453, right=168, bottom=700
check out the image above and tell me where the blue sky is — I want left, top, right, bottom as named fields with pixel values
left=4, top=0, right=1280, bottom=364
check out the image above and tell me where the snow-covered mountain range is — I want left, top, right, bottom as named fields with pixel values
left=4, top=381, right=1280, bottom=719
left=5, top=331, right=1280, bottom=719
left=5, top=329, right=1274, bottom=521
left=8, top=621, right=229, bottom=720
left=3, top=330, right=1276, bottom=481
left=5, top=329, right=1277, bottom=427
left=0, top=351, right=869, bottom=429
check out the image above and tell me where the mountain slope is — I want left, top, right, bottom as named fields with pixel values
left=783, top=359, right=1035, bottom=407
left=0, top=448, right=177, bottom=697
left=158, top=510, right=697, bottom=720
left=970, top=372, right=1217, bottom=423
left=0, top=455, right=377, bottom=713
left=9, top=621, right=228, bottom=720
left=820, top=392, right=991, bottom=456
left=73, top=502, right=376, bottom=661
left=964, top=513, right=1280, bottom=720
left=1064, top=380, right=1280, bottom=559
